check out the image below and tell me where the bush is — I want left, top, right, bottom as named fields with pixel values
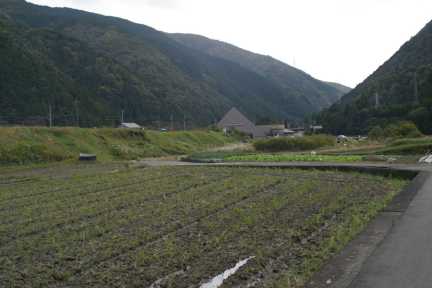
left=369, top=121, right=423, bottom=140
left=253, top=135, right=335, bottom=152
left=368, top=126, right=385, bottom=140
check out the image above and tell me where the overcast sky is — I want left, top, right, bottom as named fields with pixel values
left=27, top=0, right=432, bottom=87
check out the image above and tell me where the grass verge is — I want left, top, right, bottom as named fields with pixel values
left=0, top=127, right=240, bottom=165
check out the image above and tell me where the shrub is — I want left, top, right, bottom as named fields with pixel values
left=368, top=126, right=385, bottom=140
left=253, top=135, right=335, bottom=152
left=368, top=121, right=423, bottom=140
left=388, top=121, right=423, bottom=138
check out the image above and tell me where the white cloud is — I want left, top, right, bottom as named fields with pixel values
left=27, top=0, right=432, bottom=87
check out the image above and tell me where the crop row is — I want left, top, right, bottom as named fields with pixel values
left=0, top=166, right=407, bottom=288
left=1, top=168, right=287, bottom=287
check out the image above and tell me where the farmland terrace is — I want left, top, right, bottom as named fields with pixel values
left=0, top=163, right=409, bottom=287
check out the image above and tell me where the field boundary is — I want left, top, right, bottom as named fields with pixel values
left=219, top=163, right=430, bottom=287
left=305, top=171, right=431, bottom=288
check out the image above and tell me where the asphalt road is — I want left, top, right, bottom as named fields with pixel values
left=348, top=172, right=432, bottom=288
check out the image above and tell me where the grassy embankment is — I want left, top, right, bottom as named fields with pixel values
left=0, top=127, right=240, bottom=165
left=185, top=136, right=432, bottom=163
left=0, top=164, right=408, bottom=287
left=330, top=137, right=432, bottom=156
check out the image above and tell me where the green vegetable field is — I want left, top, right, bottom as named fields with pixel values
left=225, top=154, right=363, bottom=163
left=0, top=164, right=406, bottom=287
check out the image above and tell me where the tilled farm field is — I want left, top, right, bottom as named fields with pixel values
left=0, top=164, right=407, bottom=287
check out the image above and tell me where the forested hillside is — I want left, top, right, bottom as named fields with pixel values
left=171, top=33, right=347, bottom=112
left=0, top=0, right=343, bottom=126
left=319, top=19, right=432, bottom=135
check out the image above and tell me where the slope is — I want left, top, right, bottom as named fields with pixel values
left=320, top=19, right=432, bottom=135
left=325, top=82, right=352, bottom=96
left=1, top=0, right=343, bottom=126
left=170, top=33, right=347, bottom=111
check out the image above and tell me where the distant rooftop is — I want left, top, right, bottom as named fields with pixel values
left=119, top=122, right=141, bottom=129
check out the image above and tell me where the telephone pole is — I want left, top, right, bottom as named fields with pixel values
left=414, top=71, right=420, bottom=105
left=183, top=115, right=186, bottom=131
left=48, top=103, right=53, bottom=128
left=375, top=92, right=380, bottom=109
left=74, top=99, right=80, bottom=127
left=121, top=109, right=125, bottom=123
left=170, top=114, right=174, bottom=131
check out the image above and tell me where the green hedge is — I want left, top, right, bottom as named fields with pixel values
left=253, top=135, right=336, bottom=152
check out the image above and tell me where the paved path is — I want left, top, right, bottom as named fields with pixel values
left=348, top=172, right=432, bottom=288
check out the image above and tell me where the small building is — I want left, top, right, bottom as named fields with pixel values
left=119, top=122, right=141, bottom=129
left=218, top=107, right=306, bottom=138
left=271, top=128, right=297, bottom=137
left=310, top=125, right=323, bottom=134
left=255, top=125, right=284, bottom=137
left=217, top=108, right=257, bottom=138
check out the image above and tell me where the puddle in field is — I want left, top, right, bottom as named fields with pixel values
left=200, top=257, right=255, bottom=288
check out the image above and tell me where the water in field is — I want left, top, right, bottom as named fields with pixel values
left=200, top=257, right=255, bottom=288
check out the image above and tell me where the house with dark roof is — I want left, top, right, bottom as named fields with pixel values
left=217, top=108, right=257, bottom=138
left=217, top=108, right=278, bottom=138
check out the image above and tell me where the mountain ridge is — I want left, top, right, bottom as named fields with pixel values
left=170, top=33, right=349, bottom=110
left=319, top=19, right=432, bottom=134
left=0, top=0, right=344, bottom=126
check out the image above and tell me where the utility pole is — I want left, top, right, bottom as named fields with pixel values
left=375, top=92, right=380, bottom=109
left=121, top=109, right=125, bottom=123
left=48, top=103, right=53, bottom=128
left=183, top=115, right=186, bottom=131
left=170, top=114, right=174, bottom=131
left=414, top=71, right=420, bottom=105
left=74, top=99, right=79, bottom=127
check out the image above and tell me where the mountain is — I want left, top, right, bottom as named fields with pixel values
left=0, top=0, right=343, bottom=127
left=171, top=33, right=346, bottom=112
left=324, top=82, right=352, bottom=96
left=320, top=20, right=432, bottom=135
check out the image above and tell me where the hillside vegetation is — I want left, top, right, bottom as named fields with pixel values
left=319, top=19, right=432, bottom=135
left=0, top=0, right=343, bottom=127
left=0, top=127, right=238, bottom=165
left=171, top=33, right=348, bottom=116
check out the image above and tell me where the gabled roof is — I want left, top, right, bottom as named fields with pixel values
left=217, top=107, right=255, bottom=128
